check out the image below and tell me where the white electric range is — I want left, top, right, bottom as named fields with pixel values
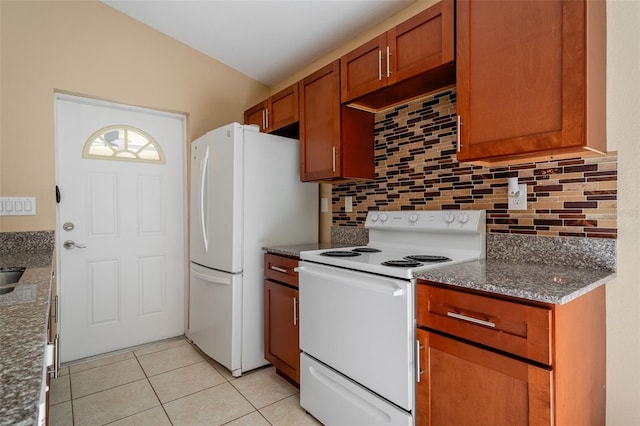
left=298, top=210, right=486, bottom=425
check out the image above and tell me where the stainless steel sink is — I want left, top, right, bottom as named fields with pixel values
left=0, top=284, right=16, bottom=295
left=0, top=267, right=25, bottom=296
left=0, top=267, right=25, bottom=286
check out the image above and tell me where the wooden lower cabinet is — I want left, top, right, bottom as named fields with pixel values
left=416, top=328, right=551, bottom=426
left=264, top=253, right=300, bottom=385
left=416, top=281, right=606, bottom=425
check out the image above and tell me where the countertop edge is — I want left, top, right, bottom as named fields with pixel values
left=264, top=245, right=615, bottom=305
left=415, top=260, right=616, bottom=305
left=0, top=250, right=54, bottom=425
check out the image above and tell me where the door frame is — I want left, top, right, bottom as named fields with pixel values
left=53, top=92, right=189, bottom=353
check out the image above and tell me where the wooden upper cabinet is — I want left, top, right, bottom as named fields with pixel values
left=340, top=34, right=388, bottom=103
left=244, top=83, right=299, bottom=135
left=300, top=60, right=374, bottom=183
left=456, top=0, right=607, bottom=165
left=245, top=101, right=268, bottom=132
left=341, top=1, right=455, bottom=110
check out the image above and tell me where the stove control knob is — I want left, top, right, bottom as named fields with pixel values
left=380, top=213, right=388, bottom=223
left=458, top=212, right=470, bottom=225
left=445, top=213, right=455, bottom=225
left=408, top=213, right=419, bottom=224
left=370, top=213, right=379, bottom=222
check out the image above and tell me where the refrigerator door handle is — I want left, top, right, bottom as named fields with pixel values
left=191, top=269, right=232, bottom=286
left=200, top=146, right=210, bottom=252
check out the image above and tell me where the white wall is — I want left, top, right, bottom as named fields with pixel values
left=606, top=0, right=640, bottom=424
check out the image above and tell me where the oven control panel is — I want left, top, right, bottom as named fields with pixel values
left=366, top=210, right=485, bottom=233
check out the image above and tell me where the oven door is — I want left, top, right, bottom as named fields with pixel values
left=298, top=261, right=414, bottom=411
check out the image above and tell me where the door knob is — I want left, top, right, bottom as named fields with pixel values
left=63, top=240, right=86, bottom=250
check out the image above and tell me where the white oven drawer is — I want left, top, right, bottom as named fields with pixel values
left=301, top=353, right=412, bottom=426
left=298, top=261, right=414, bottom=411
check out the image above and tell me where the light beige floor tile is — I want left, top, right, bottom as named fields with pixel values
left=137, top=344, right=204, bottom=377
left=57, top=366, right=70, bottom=377
left=260, top=394, right=322, bottom=426
left=149, top=361, right=226, bottom=403
left=163, top=383, right=254, bottom=426
left=69, top=351, right=135, bottom=374
left=71, top=357, right=146, bottom=398
left=49, top=401, right=73, bottom=426
left=205, top=357, right=238, bottom=381
left=107, top=406, right=171, bottom=426
left=231, top=366, right=298, bottom=409
left=72, top=379, right=160, bottom=426
left=50, top=374, right=71, bottom=405
left=133, top=336, right=188, bottom=357
left=225, top=411, right=271, bottom=426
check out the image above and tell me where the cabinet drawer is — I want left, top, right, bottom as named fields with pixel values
left=264, top=253, right=299, bottom=288
left=417, top=283, right=552, bottom=365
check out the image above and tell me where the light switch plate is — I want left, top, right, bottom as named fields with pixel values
left=0, top=197, right=37, bottom=215
left=320, top=197, right=329, bottom=213
left=345, top=196, right=352, bottom=212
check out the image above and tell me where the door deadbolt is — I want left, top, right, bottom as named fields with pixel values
left=62, top=222, right=74, bottom=231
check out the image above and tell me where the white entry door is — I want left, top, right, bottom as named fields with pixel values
left=55, top=94, right=186, bottom=363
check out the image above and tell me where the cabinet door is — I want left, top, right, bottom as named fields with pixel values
left=264, top=280, right=300, bottom=384
left=269, top=83, right=299, bottom=133
left=340, top=34, right=387, bottom=103
left=244, top=101, right=267, bottom=132
left=388, top=0, right=454, bottom=85
left=300, top=61, right=341, bottom=181
left=415, top=328, right=429, bottom=426
left=456, top=0, right=604, bottom=164
left=301, top=60, right=375, bottom=182
left=417, top=329, right=552, bottom=426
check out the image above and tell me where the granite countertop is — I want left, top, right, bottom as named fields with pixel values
left=263, top=242, right=352, bottom=258
left=0, top=249, right=54, bottom=425
left=265, top=237, right=616, bottom=305
left=415, top=259, right=616, bottom=305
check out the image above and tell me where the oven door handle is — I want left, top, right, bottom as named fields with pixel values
left=296, top=266, right=404, bottom=297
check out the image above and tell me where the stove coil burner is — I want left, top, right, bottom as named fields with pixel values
left=320, top=250, right=362, bottom=257
left=404, top=255, right=451, bottom=262
left=381, top=259, right=423, bottom=268
left=352, top=247, right=382, bottom=253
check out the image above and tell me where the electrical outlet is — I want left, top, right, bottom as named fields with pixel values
left=508, top=184, right=527, bottom=210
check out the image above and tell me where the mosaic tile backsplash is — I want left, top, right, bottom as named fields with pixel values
left=333, top=88, right=617, bottom=239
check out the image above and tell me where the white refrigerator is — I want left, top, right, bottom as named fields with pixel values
left=188, top=122, right=318, bottom=377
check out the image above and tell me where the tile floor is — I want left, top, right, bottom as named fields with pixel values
left=49, top=337, right=321, bottom=425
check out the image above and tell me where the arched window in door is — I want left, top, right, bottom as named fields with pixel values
left=82, top=125, right=165, bottom=164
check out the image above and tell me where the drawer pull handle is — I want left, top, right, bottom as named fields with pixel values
left=270, top=265, right=289, bottom=273
left=447, top=311, right=496, bottom=328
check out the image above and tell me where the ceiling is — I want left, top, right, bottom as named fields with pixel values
left=101, top=0, right=415, bottom=87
